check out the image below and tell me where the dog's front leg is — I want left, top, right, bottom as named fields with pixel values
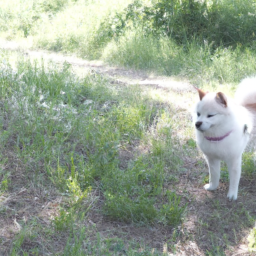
left=226, top=156, right=242, bottom=201
left=204, top=157, right=220, bottom=191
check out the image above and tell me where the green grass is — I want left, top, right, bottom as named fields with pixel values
left=9, top=59, right=184, bottom=224
left=102, top=30, right=256, bottom=85
left=1, top=0, right=256, bottom=254
left=1, top=0, right=256, bottom=85
left=248, top=227, right=256, bottom=253
left=3, top=51, right=256, bottom=255
left=0, top=52, right=186, bottom=254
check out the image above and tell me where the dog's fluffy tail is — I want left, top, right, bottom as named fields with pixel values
left=235, top=77, right=256, bottom=133
left=235, top=77, right=256, bottom=109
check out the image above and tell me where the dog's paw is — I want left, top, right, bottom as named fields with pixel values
left=227, top=191, right=238, bottom=201
left=204, top=183, right=218, bottom=191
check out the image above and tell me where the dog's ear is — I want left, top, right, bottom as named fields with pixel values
left=215, top=92, right=227, bottom=107
left=193, top=86, right=207, bottom=100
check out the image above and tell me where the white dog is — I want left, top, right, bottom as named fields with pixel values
left=194, top=77, right=256, bottom=200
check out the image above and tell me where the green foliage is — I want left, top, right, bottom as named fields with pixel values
left=185, top=139, right=197, bottom=149
left=160, top=192, right=186, bottom=226
left=0, top=173, right=10, bottom=192
left=0, top=158, right=10, bottom=192
left=242, top=152, right=256, bottom=177
left=39, top=0, right=68, bottom=13
left=104, top=193, right=158, bottom=223
left=1, top=0, right=256, bottom=84
left=219, top=152, right=256, bottom=182
left=102, top=154, right=184, bottom=224
left=105, top=0, right=256, bottom=47
left=54, top=208, right=76, bottom=231
left=103, top=27, right=256, bottom=82
left=62, top=227, right=87, bottom=256
left=248, top=227, right=256, bottom=252
left=206, top=246, right=226, bottom=256
left=63, top=230, right=166, bottom=255
left=0, top=56, right=185, bottom=228
left=0, top=0, right=70, bottom=38
left=220, top=162, right=229, bottom=182
left=10, top=219, right=44, bottom=255
left=99, top=0, right=256, bottom=80
left=33, top=0, right=135, bottom=58
left=105, top=0, right=208, bottom=41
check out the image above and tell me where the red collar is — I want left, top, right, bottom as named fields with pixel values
left=205, top=131, right=232, bottom=142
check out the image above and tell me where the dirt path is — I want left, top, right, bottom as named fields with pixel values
left=0, top=39, right=192, bottom=92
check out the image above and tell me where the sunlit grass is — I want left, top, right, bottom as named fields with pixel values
left=1, top=0, right=256, bottom=86
left=34, top=0, right=135, bottom=59
left=0, top=54, right=187, bottom=254
left=103, top=29, right=256, bottom=85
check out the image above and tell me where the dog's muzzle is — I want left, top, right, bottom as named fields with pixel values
left=195, top=121, right=202, bottom=129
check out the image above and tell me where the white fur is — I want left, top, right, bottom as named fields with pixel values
left=235, top=76, right=256, bottom=105
left=194, top=79, right=256, bottom=200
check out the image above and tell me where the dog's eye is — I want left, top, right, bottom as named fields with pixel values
left=197, top=112, right=200, bottom=117
left=207, top=114, right=215, bottom=118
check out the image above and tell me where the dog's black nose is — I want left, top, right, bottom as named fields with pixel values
left=195, top=121, right=202, bottom=128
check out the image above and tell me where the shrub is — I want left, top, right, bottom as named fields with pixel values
left=104, top=0, right=256, bottom=47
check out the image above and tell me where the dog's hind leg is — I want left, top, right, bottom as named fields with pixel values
left=204, top=157, right=220, bottom=191
left=226, top=156, right=242, bottom=201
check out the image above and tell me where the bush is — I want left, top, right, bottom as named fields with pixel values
left=104, top=0, right=256, bottom=47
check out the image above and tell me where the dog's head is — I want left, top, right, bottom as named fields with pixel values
left=194, top=87, right=228, bottom=132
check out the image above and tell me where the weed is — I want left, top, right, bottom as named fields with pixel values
left=10, top=219, right=44, bottom=255
left=62, top=227, right=87, bottom=256
left=220, top=162, right=229, bottom=182
left=248, top=227, right=256, bottom=252
left=53, top=208, right=75, bottom=231
left=160, top=192, right=186, bottom=226
left=206, top=245, right=226, bottom=256
left=104, top=193, right=158, bottom=223
left=185, top=139, right=197, bottom=149
left=242, top=152, right=256, bottom=177
left=0, top=173, right=10, bottom=192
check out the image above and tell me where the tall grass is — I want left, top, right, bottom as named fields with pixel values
left=1, top=0, right=256, bottom=84
left=103, top=29, right=256, bottom=84
left=34, top=0, right=135, bottom=58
